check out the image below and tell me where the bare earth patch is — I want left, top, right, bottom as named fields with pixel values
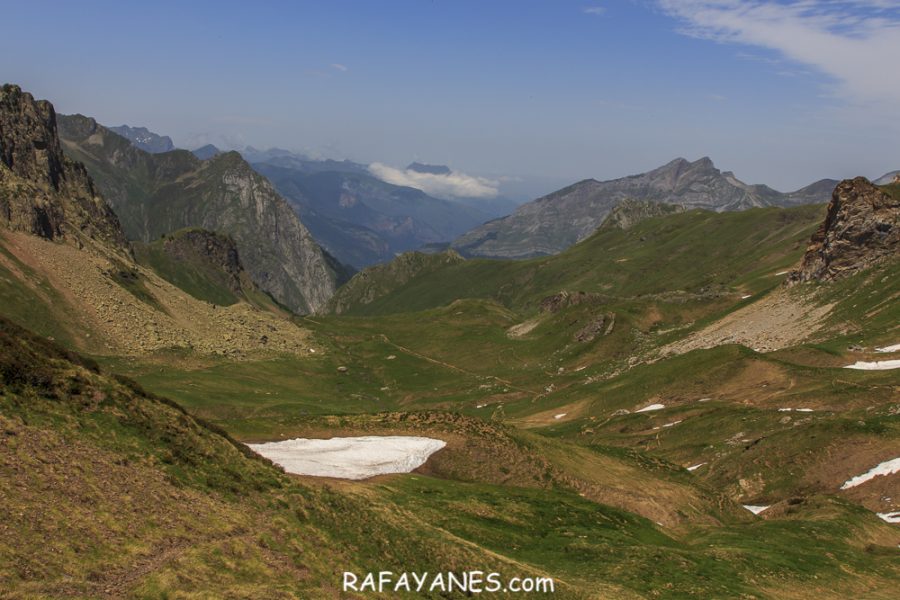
left=659, top=287, right=834, bottom=356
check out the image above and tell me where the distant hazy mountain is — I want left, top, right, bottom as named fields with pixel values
left=191, top=144, right=221, bottom=160
left=452, top=157, right=836, bottom=259
left=874, top=170, right=900, bottom=185
left=446, top=194, right=521, bottom=221
left=108, top=124, right=175, bottom=153
left=58, top=116, right=346, bottom=313
left=254, top=162, right=492, bottom=268
left=240, top=147, right=368, bottom=175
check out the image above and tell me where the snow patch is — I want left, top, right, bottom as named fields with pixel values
left=554, top=413, right=567, bottom=420
left=840, top=457, right=900, bottom=489
left=248, top=436, right=446, bottom=480
left=779, top=408, right=814, bottom=413
left=743, top=505, right=770, bottom=515
left=875, top=344, right=900, bottom=353
left=774, top=271, right=789, bottom=276
left=687, top=463, right=706, bottom=471
left=877, top=511, right=900, bottom=524
left=741, top=294, right=752, bottom=300
left=663, top=420, right=682, bottom=428
left=636, top=403, right=665, bottom=413
left=843, top=360, right=900, bottom=370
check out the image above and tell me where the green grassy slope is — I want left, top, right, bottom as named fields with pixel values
left=133, top=228, right=283, bottom=311
left=331, top=204, right=823, bottom=316
left=3, top=315, right=897, bottom=598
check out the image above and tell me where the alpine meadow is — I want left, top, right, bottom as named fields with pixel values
left=1, top=1, right=898, bottom=598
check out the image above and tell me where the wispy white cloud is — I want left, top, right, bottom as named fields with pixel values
left=368, top=163, right=500, bottom=199
left=330, top=63, right=349, bottom=72
left=659, top=1, right=900, bottom=115
left=584, top=6, right=606, bottom=16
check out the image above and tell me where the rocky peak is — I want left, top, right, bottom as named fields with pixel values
left=0, top=84, right=66, bottom=189
left=786, top=177, right=899, bottom=284
left=0, top=84, right=128, bottom=249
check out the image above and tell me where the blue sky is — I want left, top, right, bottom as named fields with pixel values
left=3, top=0, right=898, bottom=196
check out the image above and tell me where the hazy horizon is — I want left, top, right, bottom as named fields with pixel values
left=4, top=0, right=899, bottom=197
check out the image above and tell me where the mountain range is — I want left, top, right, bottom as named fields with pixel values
left=452, top=156, right=839, bottom=258
left=250, top=154, right=504, bottom=268
left=2, top=82, right=900, bottom=598
left=56, top=115, right=346, bottom=313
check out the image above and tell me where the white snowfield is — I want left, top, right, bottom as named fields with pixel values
left=877, top=511, right=900, bottom=524
left=875, top=343, right=900, bottom=353
left=743, top=505, right=770, bottom=515
left=840, top=457, right=900, bottom=490
left=687, top=463, right=706, bottom=471
left=247, top=436, right=447, bottom=480
left=843, top=360, right=900, bottom=370
left=636, top=403, right=665, bottom=413
left=554, top=413, right=567, bottom=420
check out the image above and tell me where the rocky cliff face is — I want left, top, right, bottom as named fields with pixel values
left=787, top=177, right=900, bottom=284
left=57, top=115, right=342, bottom=314
left=0, top=84, right=127, bottom=250
left=452, top=157, right=834, bottom=259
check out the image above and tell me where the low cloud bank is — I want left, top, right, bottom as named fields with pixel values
left=369, top=162, right=500, bottom=199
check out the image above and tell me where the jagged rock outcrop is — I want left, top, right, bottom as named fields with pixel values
left=326, top=250, right=465, bottom=314
left=452, top=157, right=834, bottom=259
left=574, top=313, right=615, bottom=343
left=57, top=114, right=343, bottom=313
left=539, top=291, right=605, bottom=313
left=787, top=177, right=900, bottom=284
left=0, top=84, right=128, bottom=250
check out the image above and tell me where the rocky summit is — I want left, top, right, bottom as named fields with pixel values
left=787, top=177, right=900, bottom=284
left=0, top=84, right=128, bottom=250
